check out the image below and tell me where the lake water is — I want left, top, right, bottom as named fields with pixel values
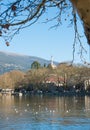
left=0, top=95, right=90, bottom=130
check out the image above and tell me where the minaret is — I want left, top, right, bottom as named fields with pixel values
left=51, top=56, right=54, bottom=66
left=50, top=56, right=57, bottom=69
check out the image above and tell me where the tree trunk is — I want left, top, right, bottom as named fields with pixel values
left=70, top=0, right=90, bottom=44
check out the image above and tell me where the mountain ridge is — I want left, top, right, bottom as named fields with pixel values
left=0, top=51, right=58, bottom=74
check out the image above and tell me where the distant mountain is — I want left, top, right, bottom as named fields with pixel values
left=0, top=51, right=58, bottom=74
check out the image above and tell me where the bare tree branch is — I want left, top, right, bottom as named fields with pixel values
left=0, top=0, right=90, bottom=64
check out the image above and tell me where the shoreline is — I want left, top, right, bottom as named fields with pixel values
left=0, top=90, right=90, bottom=97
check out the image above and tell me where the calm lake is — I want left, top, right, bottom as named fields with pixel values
left=0, top=95, right=90, bottom=130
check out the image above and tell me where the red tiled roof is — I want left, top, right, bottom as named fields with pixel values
left=45, top=75, right=64, bottom=83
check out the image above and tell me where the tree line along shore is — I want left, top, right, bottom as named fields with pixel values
left=0, top=62, right=90, bottom=96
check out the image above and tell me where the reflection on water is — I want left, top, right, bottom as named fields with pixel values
left=0, top=95, right=90, bottom=130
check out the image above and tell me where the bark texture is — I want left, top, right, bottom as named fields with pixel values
left=70, top=0, right=90, bottom=44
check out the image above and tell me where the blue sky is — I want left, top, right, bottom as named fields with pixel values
left=0, top=14, right=90, bottom=63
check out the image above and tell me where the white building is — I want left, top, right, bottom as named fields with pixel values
left=50, top=56, right=57, bottom=69
left=84, top=79, right=90, bottom=90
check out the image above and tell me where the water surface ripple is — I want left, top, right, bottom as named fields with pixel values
left=0, top=95, right=90, bottom=130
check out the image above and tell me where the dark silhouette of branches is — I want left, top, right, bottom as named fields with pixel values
left=72, top=7, right=87, bottom=63
left=0, top=0, right=89, bottom=63
left=0, top=0, right=73, bottom=44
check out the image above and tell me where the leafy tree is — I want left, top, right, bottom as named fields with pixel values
left=44, top=63, right=47, bottom=68
left=31, top=61, right=41, bottom=69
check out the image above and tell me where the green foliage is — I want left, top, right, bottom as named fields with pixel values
left=31, top=61, right=41, bottom=69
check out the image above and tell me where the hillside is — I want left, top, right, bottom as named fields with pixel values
left=0, top=51, right=58, bottom=74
